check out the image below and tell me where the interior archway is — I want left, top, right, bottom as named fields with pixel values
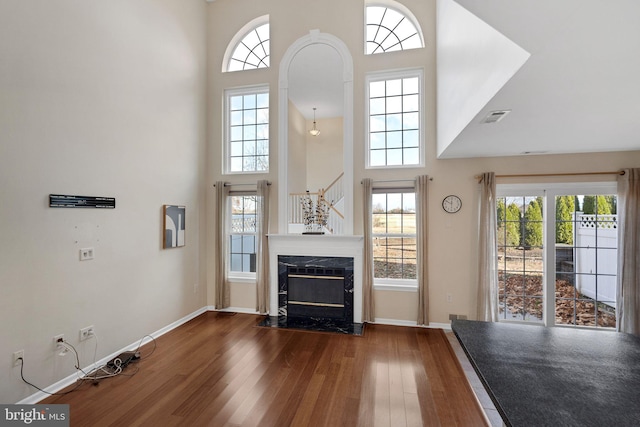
left=278, top=30, right=354, bottom=234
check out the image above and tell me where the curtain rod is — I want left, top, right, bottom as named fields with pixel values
left=360, top=177, right=432, bottom=184
left=213, top=181, right=271, bottom=187
left=475, top=171, right=624, bottom=183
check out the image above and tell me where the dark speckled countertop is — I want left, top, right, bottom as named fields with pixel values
left=451, top=319, right=640, bottom=427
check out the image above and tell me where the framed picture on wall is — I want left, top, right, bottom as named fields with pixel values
left=163, top=205, right=186, bottom=249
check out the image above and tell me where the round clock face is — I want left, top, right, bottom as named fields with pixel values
left=442, top=195, right=462, bottom=213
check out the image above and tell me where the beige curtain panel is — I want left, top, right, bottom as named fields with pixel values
left=256, top=180, right=270, bottom=314
left=617, top=168, right=640, bottom=336
left=215, top=181, right=230, bottom=309
left=477, top=172, right=499, bottom=322
left=416, top=175, right=430, bottom=326
left=362, top=178, right=375, bottom=322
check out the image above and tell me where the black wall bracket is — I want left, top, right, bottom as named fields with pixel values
left=49, top=194, right=116, bottom=209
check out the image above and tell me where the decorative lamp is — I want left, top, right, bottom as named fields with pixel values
left=309, top=107, right=320, bottom=136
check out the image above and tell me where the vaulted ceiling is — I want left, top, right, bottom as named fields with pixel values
left=284, top=0, right=640, bottom=159
left=437, top=0, right=640, bottom=158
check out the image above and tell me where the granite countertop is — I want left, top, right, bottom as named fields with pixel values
left=451, top=319, right=640, bottom=427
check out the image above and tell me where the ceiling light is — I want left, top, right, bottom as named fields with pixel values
left=309, top=107, right=320, bottom=136
left=481, top=110, right=511, bottom=124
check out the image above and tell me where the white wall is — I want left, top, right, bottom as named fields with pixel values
left=287, top=101, right=308, bottom=194
left=306, top=117, right=343, bottom=192
left=0, top=0, right=207, bottom=403
left=436, top=0, right=530, bottom=156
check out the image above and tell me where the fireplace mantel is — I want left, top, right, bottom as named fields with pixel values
left=267, top=234, right=364, bottom=323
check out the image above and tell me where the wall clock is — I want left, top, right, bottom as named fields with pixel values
left=442, top=195, right=462, bottom=213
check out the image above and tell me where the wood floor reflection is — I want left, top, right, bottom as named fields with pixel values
left=43, top=312, right=487, bottom=426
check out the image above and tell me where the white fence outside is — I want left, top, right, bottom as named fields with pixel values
left=574, top=213, right=617, bottom=306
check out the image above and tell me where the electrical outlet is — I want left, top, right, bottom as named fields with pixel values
left=446, top=293, right=453, bottom=303
left=53, top=334, right=65, bottom=349
left=13, top=350, right=24, bottom=366
left=79, top=247, right=94, bottom=261
left=193, top=283, right=199, bottom=294
left=80, top=325, right=94, bottom=341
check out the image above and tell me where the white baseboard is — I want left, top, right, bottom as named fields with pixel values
left=373, top=318, right=452, bottom=330
left=17, top=306, right=209, bottom=404
left=374, top=318, right=418, bottom=327
left=216, top=306, right=260, bottom=315
left=429, top=322, right=452, bottom=331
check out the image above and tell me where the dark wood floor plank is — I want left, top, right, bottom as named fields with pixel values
left=228, top=364, right=291, bottom=427
left=288, top=371, right=326, bottom=426
left=355, top=349, right=377, bottom=427
left=41, top=313, right=487, bottom=427
left=183, top=330, right=299, bottom=425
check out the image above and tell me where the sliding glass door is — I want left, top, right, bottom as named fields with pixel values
left=497, top=183, right=617, bottom=328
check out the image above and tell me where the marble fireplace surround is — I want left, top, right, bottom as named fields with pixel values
left=267, top=234, right=364, bottom=323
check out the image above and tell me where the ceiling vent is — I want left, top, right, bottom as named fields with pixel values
left=481, top=110, right=511, bottom=124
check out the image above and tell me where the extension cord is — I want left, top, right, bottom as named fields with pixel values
left=106, top=351, right=140, bottom=369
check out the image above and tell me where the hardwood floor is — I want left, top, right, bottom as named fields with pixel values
left=42, top=312, right=488, bottom=427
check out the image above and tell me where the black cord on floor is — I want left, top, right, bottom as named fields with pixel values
left=18, top=357, right=86, bottom=396
left=17, top=334, right=157, bottom=395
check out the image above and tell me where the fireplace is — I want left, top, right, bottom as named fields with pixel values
left=267, top=234, right=364, bottom=326
left=287, top=266, right=346, bottom=319
left=278, top=256, right=354, bottom=324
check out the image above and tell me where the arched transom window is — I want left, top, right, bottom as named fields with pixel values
left=366, top=4, right=424, bottom=55
left=227, top=22, right=270, bottom=72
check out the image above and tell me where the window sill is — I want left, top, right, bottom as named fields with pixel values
left=227, top=274, right=256, bottom=284
left=365, top=163, right=424, bottom=171
left=374, top=282, right=418, bottom=292
left=223, top=170, right=270, bottom=176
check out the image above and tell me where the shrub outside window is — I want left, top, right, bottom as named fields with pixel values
left=496, top=185, right=617, bottom=328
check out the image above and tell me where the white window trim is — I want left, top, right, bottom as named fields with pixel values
left=222, top=15, right=270, bottom=73
left=365, top=68, right=425, bottom=169
left=223, top=85, right=270, bottom=175
left=496, top=181, right=618, bottom=327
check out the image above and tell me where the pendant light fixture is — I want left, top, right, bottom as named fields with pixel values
left=309, top=107, right=320, bottom=136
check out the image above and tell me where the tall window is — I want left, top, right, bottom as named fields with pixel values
left=372, top=190, right=417, bottom=286
left=497, top=195, right=544, bottom=322
left=229, top=195, right=257, bottom=275
left=554, top=194, right=617, bottom=328
left=367, top=70, right=423, bottom=168
left=225, top=87, right=269, bottom=173
left=227, top=22, right=270, bottom=72
left=366, top=4, right=424, bottom=55
left=497, top=184, right=617, bottom=328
